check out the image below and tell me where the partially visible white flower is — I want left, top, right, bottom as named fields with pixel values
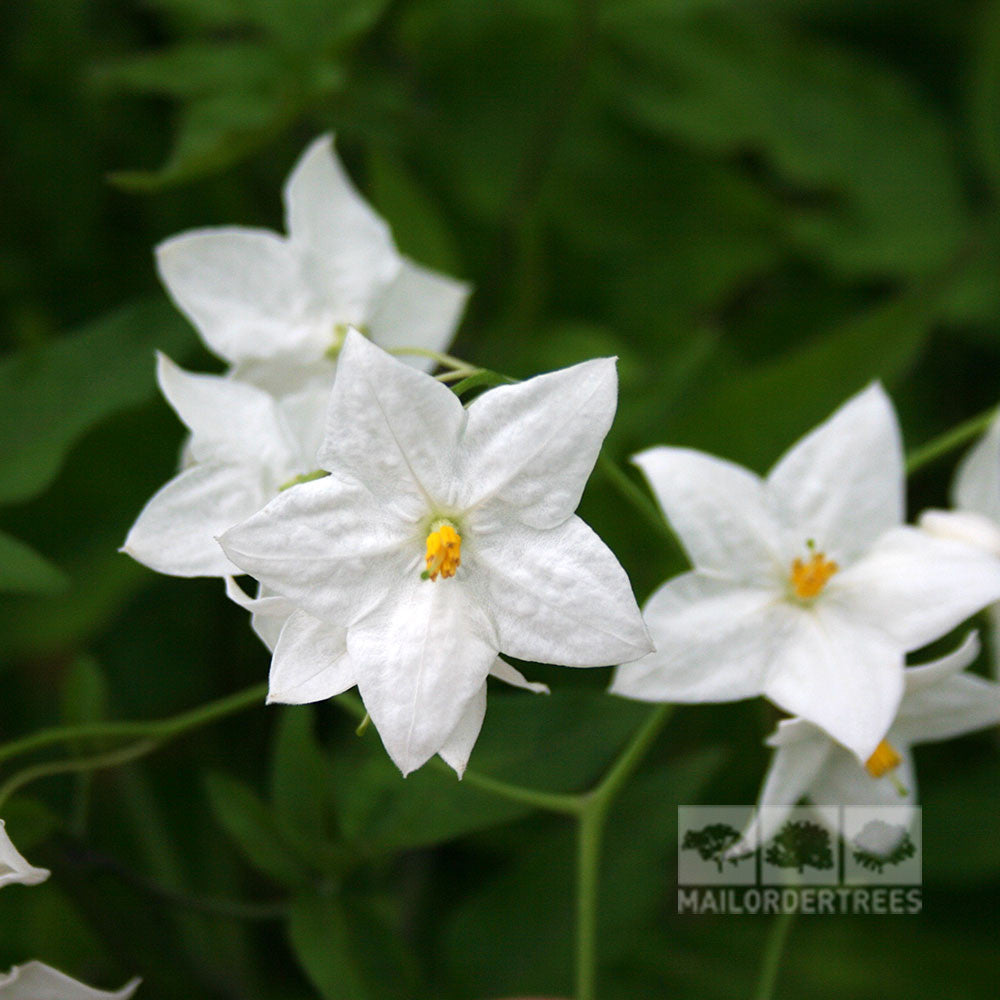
left=219, top=332, right=651, bottom=775
left=122, top=354, right=328, bottom=578
left=611, top=384, right=1000, bottom=762
left=750, top=632, right=999, bottom=841
left=156, top=135, right=469, bottom=393
left=0, top=821, right=49, bottom=889
left=0, top=962, right=139, bottom=999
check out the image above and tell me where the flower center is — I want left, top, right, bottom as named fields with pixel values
left=789, top=544, right=838, bottom=600
left=864, top=739, right=902, bottom=778
left=424, top=521, right=461, bottom=581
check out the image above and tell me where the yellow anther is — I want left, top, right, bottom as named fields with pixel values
left=424, top=523, right=461, bottom=581
left=865, top=739, right=902, bottom=779
left=789, top=549, right=838, bottom=600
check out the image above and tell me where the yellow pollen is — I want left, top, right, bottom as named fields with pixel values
left=865, top=739, right=902, bottom=779
left=424, top=524, right=461, bottom=581
left=790, top=550, right=838, bottom=600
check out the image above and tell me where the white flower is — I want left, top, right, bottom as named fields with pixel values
left=0, top=820, right=49, bottom=889
left=219, top=332, right=652, bottom=775
left=751, top=632, right=1000, bottom=840
left=611, top=384, right=1000, bottom=762
left=0, top=962, right=139, bottom=999
left=156, top=135, right=469, bottom=393
left=122, top=354, right=329, bottom=578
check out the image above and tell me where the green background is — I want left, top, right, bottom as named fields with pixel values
left=1, top=1, right=999, bottom=997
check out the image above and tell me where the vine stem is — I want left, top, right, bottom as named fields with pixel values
left=0, top=683, right=267, bottom=768
left=906, top=406, right=997, bottom=474
left=753, top=909, right=796, bottom=1000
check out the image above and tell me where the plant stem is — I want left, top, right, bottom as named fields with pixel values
left=906, top=406, right=997, bottom=474
left=0, top=739, right=159, bottom=811
left=753, top=909, right=796, bottom=1000
left=0, top=683, right=267, bottom=768
left=574, top=705, right=674, bottom=1000
left=386, top=346, right=479, bottom=375
left=459, top=768, right=582, bottom=816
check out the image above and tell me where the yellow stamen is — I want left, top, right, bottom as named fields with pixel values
left=865, top=739, right=902, bottom=779
left=424, top=523, right=461, bottom=581
left=789, top=548, right=838, bottom=600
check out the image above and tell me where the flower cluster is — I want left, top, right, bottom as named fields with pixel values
left=115, top=134, right=1000, bottom=882
left=123, top=136, right=651, bottom=777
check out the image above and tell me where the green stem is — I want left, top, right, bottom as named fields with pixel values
left=0, top=739, right=160, bottom=811
left=0, top=683, right=267, bottom=768
left=906, top=406, right=997, bottom=474
left=386, top=346, right=478, bottom=375
left=753, top=909, right=796, bottom=1000
left=574, top=705, right=674, bottom=1000
left=597, top=455, right=681, bottom=552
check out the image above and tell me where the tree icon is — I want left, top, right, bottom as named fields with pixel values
left=851, top=819, right=916, bottom=874
left=682, top=823, right=753, bottom=873
left=764, top=820, right=834, bottom=874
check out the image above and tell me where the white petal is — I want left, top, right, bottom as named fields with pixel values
left=457, top=358, right=617, bottom=529
left=953, top=410, right=1000, bottom=520
left=224, top=577, right=297, bottom=652
left=766, top=383, right=904, bottom=561
left=490, top=657, right=549, bottom=694
left=283, top=135, right=399, bottom=319
left=438, top=683, right=487, bottom=778
left=0, top=821, right=49, bottom=889
left=123, top=464, right=268, bottom=577
left=902, top=630, right=981, bottom=693
left=633, top=447, right=783, bottom=582
left=750, top=730, right=834, bottom=843
left=155, top=354, right=292, bottom=470
left=609, top=573, right=782, bottom=703
left=895, top=675, right=1000, bottom=746
left=810, top=743, right=918, bottom=809
left=156, top=228, right=315, bottom=365
left=471, top=515, right=651, bottom=666
left=367, top=258, right=469, bottom=367
left=349, top=576, right=497, bottom=776
left=318, top=331, right=466, bottom=516
left=762, top=604, right=903, bottom=763
left=218, top=474, right=415, bottom=626
left=0, top=962, right=139, bottom=999
left=832, top=526, right=1000, bottom=650
left=919, top=508, right=1000, bottom=558
left=268, top=610, right=354, bottom=705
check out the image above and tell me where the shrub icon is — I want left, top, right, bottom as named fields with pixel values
left=764, top=820, right=834, bottom=874
left=851, top=819, right=916, bottom=873
left=682, top=823, right=753, bottom=873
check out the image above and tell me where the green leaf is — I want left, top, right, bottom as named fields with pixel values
left=270, top=707, right=337, bottom=867
left=203, top=771, right=310, bottom=888
left=601, top=10, right=969, bottom=278
left=0, top=298, right=194, bottom=505
left=367, top=150, right=464, bottom=274
left=0, top=530, right=68, bottom=595
left=288, top=890, right=418, bottom=1000
left=663, top=285, right=940, bottom=470
left=333, top=690, right=650, bottom=852
left=59, top=655, right=110, bottom=726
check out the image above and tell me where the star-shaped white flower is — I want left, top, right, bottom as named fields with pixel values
left=0, top=820, right=49, bottom=889
left=611, top=384, right=1000, bottom=761
left=219, top=332, right=652, bottom=775
left=0, top=962, right=139, bottom=999
left=751, top=631, right=999, bottom=840
left=122, top=353, right=329, bottom=578
left=156, top=135, right=469, bottom=393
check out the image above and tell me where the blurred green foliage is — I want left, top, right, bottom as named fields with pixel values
left=1, top=0, right=999, bottom=997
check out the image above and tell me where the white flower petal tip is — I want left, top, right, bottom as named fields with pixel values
left=0, top=962, right=140, bottom=999
left=919, top=509, right=1000, bottom=559
left=490, top=658, right=550, bottom=694
left=0, top=821, right=49, bottom=889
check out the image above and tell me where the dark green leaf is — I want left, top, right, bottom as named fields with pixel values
left=0, top=530, right=68, bottom=595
